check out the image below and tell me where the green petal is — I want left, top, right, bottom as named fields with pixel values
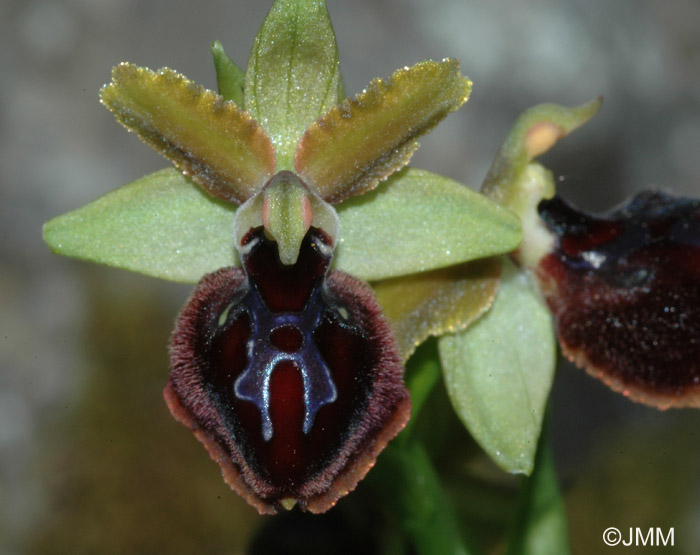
left=244, top=0, right=341, bottom=171
left=438, top=258, right=556, bottom=475
left=373, top=259, right=500, bottom=361
left=211, top=40, right=245, bottom=105
left=333, top=168, right=521, bottom=281
left=100, top=63, right=275, bottom=204
left=43, top=169, right=238, bottom=283
left=481, top=98, right=602, bottom=209
left=296, top=60, right=472, bottom=204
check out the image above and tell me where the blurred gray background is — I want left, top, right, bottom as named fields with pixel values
left=2, top=0, right=699, bottom=553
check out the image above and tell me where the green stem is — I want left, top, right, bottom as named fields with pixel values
left=505, top=415, right=570, bottom=555
left=370, top=340, right=478, bottom=554
left=398, top=338, right=442, bottom=445
left=372, top=441, right=476, bottom=555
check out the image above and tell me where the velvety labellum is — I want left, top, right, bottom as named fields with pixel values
left=167, top=227, right=410, bottom=513
left=536, top=191, right=700, bottom=408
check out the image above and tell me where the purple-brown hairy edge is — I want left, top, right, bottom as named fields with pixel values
left=165, top=267, right=411, bottom=514
left=535, top=192, right=700, bottom=409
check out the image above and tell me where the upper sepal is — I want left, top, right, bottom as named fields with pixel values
left=244, top=0, right=342, bottom=171
left=535, top=190, right=700, bottom=408
left=100, top=63, right=275, bottom=204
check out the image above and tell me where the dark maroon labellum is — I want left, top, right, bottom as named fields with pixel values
left=166, top=227, right=410, bottom=513
left=536, top=191, right=700, bottom=408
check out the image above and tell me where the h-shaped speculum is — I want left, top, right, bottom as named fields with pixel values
left=234, top=279, right=338, bottom=441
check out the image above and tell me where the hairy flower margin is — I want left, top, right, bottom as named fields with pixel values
left=43, top=0, right=699, bottom=517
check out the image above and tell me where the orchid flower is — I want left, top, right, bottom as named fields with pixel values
left=41, top=2, right=700, bottom=547
left=43, top=0, right=521, bottom=514
left=474, top=100, right=700, bottom=438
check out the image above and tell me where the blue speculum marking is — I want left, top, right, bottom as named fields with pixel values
left=218, top=228, right=341, bottom=443
left=233, top=282, right=337, bottom=442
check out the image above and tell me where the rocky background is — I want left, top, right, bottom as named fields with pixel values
left=2, top=0, right=699, bottom=553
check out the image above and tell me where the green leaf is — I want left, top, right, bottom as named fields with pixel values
left=296, top=59, right=472, bottom=204
left=334, top=168, right=522, bottom=281
left=100, top=63, right=275, bottom=204
left=244, top=0, right=342, bottom=171
left=506, top=423, right=570, bottom=555
left=211, top=40, right=245, bottom=105
left=438, top=257, right=556, bottom=474
left=370, top=440, right=476, bottom=555
left=43, top=169, right=238, bottom=282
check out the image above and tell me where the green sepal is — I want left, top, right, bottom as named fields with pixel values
left=334, top=168, right=522, bottom=281
left=244, top=0, right=342, bottom=171
left=43, top=169, right=238, bottom=283
left=438, top=257, right=556, bottom=475
left=44, top=166, right=520, bottom=284
left=211, top=40, right=245, bottom=105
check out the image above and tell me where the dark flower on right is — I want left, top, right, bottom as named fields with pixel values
left=536, top=190, right=700, bottom=408
left=480, top=99, right=700, bottom=411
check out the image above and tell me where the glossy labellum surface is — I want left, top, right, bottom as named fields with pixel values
left=536, top=191, right=700, bottom=408
left=167, top=226, right=410, bottom=514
